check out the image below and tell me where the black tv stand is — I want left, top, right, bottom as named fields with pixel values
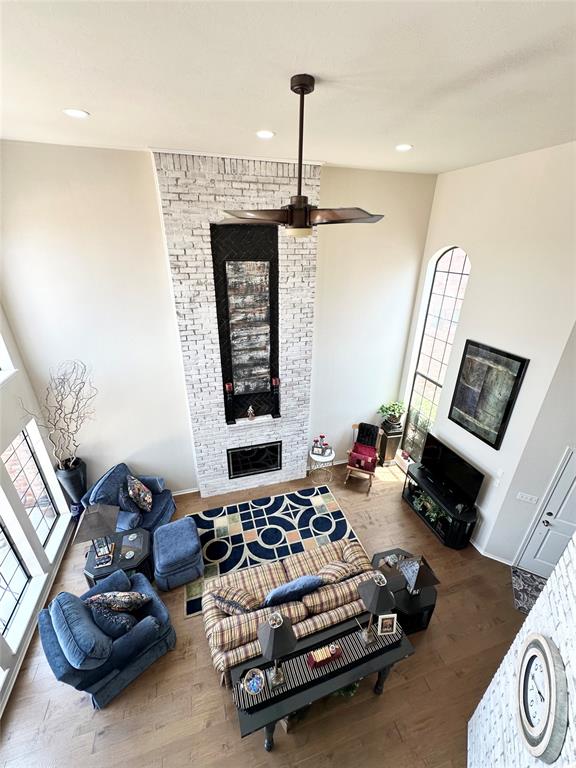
left=402, top=463, right=477, bottom=549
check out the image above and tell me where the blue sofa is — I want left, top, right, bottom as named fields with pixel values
left=81, top=462, right=175, bottom=533
left=38, top=570, right=176, bottom=709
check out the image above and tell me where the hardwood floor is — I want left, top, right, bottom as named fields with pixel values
left=0, top=465, right=524, bottom=768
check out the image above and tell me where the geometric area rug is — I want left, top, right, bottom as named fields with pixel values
left=184, top=485, right=358, bottom=617
left=511, top=566, right=547, bottom=615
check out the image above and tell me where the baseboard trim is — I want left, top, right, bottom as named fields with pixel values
left=470, top=539, right=513, bottom=566
left=173, top=487, right=199, bottom=497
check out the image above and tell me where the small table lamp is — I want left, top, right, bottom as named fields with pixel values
left=74, top=504, right=119, bottom=561
left=397, top=556, right=440, bottom=596
left=358, top=572, right=395, bottom=645
left=257, top=612, right=297, bottom=688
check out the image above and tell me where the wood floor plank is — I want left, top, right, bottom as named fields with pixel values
left=0, top=466, right=523, bottom=767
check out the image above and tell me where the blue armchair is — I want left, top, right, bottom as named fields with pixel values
left=81, top=462, right=175, bottom=532
left=38, top=570, right=176, bottom=709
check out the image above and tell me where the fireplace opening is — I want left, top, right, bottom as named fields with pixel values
left=227, top=441, right=282, bottom=479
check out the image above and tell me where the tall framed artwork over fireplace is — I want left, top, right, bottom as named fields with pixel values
left=211, top=223, right=280, bottom=423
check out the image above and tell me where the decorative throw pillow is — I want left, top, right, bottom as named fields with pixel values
left=262, top=575, right=324, bottom=607
left=210, top=586, right=261, bottom=616
left=84, top=591, right=151, bottom=612
left=127, top=475, right=153, bottom=513
left=316, top=560, right=360, bottom=584
left=342, top=540, right=372, bottom=572
left=118, top=484, right=144, bottom=523
left=88, top=604, right=138, bottom=639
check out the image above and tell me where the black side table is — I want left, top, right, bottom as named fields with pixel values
left=378, top=422, right=404, bottom=466
left=84, top=528, right=153, bottom=587
left=371, top=548, right=438, bottom=634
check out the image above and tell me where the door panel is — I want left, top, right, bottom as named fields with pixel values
left=518, top=451, right=576, bottom=578
left=536, top=529, right=574, bottom=564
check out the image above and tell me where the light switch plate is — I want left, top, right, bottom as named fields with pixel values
left=516, top=491, right=539, bottom=505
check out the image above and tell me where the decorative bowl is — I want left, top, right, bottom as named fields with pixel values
left=243, top=668, right=265, bottom=696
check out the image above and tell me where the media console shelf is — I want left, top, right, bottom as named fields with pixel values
left=402, top=463, right=478, bottom=549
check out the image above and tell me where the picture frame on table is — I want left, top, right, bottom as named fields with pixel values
left=321, top=445, right=333, bottom=456
left=311, top=445, right=324, bottom=456
left=377, top=613, right=398, bottom=636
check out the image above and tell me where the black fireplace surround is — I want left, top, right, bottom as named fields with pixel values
left=227, top=442, right=282, bottom=480
left=211, top=223, right=280, bottom=423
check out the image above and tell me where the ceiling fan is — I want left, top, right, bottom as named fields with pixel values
left=218, top=74, right=383, bottom=237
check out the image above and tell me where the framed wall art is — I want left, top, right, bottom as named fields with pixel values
left=448, top=340, right=529, bottom=450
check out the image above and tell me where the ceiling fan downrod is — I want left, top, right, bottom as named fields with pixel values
left=290, top=73, right=315, bottom=201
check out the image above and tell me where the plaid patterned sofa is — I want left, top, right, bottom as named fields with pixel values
left=202, top=538, right=380, bottom=686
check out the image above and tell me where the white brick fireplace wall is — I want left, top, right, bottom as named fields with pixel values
left=468, top=533, right=576, bottom=766
left=154, top=153, right=320, bottom=496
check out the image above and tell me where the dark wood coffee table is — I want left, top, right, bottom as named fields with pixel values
left=83, top=528, right=153, bottom=587
left=230, top=612, right=414, bottom=751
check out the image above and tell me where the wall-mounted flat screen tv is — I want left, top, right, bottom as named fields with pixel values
left=420, top=433, right=484, bottom=506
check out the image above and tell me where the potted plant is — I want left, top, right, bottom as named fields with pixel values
left=377, top=401, right=405, bottom=428
left=23, top=360, right=97, bottom=511
left=412, top=490, right=447, bottom=527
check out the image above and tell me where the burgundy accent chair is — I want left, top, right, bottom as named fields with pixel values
left=345, top=422, right=384, bottom=495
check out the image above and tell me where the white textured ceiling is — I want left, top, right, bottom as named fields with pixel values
left=2, top=1, right=575, bottom=173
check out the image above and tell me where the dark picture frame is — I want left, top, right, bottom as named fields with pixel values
left=448, top=340, right=529, bottom=450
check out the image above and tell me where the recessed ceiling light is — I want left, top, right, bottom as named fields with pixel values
left=63, top=108, right=91, bottom=119
left=256, top=129, right=275, bottom=140
left=395, top=143, right=413, bottom=152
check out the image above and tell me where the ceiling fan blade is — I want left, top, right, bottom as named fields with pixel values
left=310, top=208, right=384, bottom=225
left=222, top=209, right=289, bottom=224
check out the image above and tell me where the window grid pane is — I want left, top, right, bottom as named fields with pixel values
left=402, top=248, right=470, bottom=461
left=1, top=431, right=60, bottom=547
left=0, top=523, right=30, bottom=634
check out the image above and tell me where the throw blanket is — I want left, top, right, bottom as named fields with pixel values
left=356, top=422, right=379, bottom=447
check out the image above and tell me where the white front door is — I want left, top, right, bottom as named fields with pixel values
left=517, top=449, right=576, bottom=578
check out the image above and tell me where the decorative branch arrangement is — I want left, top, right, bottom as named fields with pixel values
left=22, top=360, right=97, bottom=470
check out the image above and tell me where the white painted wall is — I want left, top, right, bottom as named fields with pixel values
left=312, top=166, right=436, bottom=460
left=0, top=141, right=197, bottom=491
left=492, top=323, right=576, bottom=564
left=405, top=142, right=576, bottom=559
left=0, top=310, right=42, bottom=453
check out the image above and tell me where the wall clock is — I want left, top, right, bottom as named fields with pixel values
left=517, top=633, right=568, bottom=763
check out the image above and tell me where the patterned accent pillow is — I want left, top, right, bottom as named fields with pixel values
left=85, top=591, right=151, bottom=612
left=211, top=586, right=261, bottom=616
left=118, top=484, right=144, bottom=522
left=316, top=560, right=360, bottom=584
left=88, top=604, right=137, bottom=638
left=342, top=540, right=372, bottom=572
left=127, top=474, right=153, bottom=513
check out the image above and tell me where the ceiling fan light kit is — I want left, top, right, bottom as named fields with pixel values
left=220, top=74, right=383, bottom=236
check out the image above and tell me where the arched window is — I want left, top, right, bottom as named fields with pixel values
left=402, top=247, right=471, bottom=461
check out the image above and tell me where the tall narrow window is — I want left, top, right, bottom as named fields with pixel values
left=402, top=247, right=471, bottom=461
left=2, top=431, right=59, bottom=547
left=0, top=523, right=30, bottom=634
